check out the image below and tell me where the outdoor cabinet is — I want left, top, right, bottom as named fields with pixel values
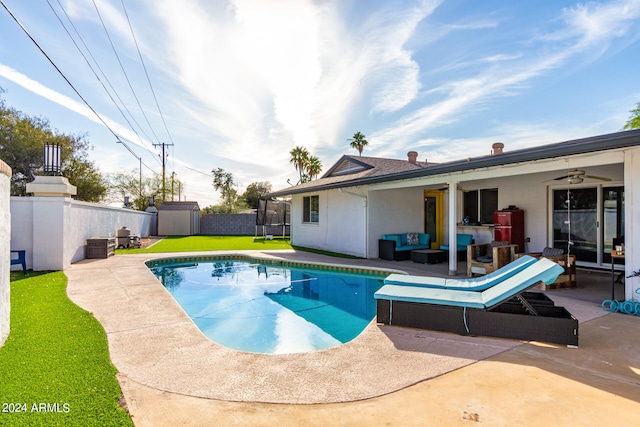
left=494, top=210, right=525, bottom=252
left=86, top=237, right=116, bottom=259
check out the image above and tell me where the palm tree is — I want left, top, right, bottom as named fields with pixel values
left=348, top=131, right=368, bottom=156
left=289, top=146, right=309, bottom=184
left=305, top=155, right=322, bottom=181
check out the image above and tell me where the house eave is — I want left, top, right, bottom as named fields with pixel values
left=266, top=129, right=640, bottom=198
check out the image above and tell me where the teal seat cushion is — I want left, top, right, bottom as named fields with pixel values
left=384, top=274, right=447, bottom=288
left=383, top=234, right=402, bottom=248
left=376, top=257, right=563, bottom=310
left=418, top=233, right=430, bottom=246
left=384, top=255, right=537, bottom=291
left=444, top=255, right=537, bottom=290
left=480, top=258, right=564, bottom=308
left=374, top=285, right=485, bottom=309
left=458, top=234, right=473, bottom=245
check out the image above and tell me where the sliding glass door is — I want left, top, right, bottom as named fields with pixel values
left=552, top=186, right=624, bottom=265
left=603, top=187, right=624, bottom=264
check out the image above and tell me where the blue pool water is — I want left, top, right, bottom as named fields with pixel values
left=147, top=258, right=386, bottom=354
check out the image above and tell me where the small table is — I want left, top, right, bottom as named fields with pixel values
left=611, top=252, right=625, bottom=300
left=411, top=249, right=446, bottom=264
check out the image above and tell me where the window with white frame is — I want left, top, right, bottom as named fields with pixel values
left=303, top=195, right=319, bottom=223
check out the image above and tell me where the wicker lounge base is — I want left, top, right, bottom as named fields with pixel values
left=376, top=292, right=578, bottom=346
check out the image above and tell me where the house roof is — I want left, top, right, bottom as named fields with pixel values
left=267, top=129, right=640, bottom=198
left=157, top=201, right=201, bottom=211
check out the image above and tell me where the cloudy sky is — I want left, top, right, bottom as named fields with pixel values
left=1, top=0, right=639, bottom=206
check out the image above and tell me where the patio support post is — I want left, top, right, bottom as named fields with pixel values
left=624, top=148, right=639, bottom=300
left=448, top=180, right=458, bottom=275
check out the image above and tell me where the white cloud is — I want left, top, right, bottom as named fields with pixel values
left=560, top=0, right=640, bottom=47
left=0, top=63, right=156, bottom=153
left=371, top=0, right=640, bottom=157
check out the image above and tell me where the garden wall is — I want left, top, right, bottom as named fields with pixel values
left=11, top=197, right=156, bottom=271
left=0, top=159, right=11, bottom=347
left=201, top=213, right=289, bottom=237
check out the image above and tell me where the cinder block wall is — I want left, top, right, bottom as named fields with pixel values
left=0, top=159, right=12, bottom=347
left=200, top=213, right=289, bottom=236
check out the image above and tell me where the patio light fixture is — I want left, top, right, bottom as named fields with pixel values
left=44, top=144, right=62, bottom=176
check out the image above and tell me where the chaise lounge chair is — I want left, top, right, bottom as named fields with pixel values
left=375, top=258, right=578, bottom=346
left=383, top=255, right=538, bottom=291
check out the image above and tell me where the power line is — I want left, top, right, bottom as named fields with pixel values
left=1, top=0, right=159, bottom=174
left=1, top=1, right=118, bottom=142
left=46, top=0, right=161, bottom=166
left=120, top=0, right=176, bottom=146
left=91, top=0, right=161, bottom=146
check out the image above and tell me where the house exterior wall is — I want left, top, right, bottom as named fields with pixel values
left=369, top=187, right=425, bottom=257
left=0, top=159, right=11, bottom=347
left=11, top=197, right=155, bottom=271
left=290, top=190, right=367, bottom=257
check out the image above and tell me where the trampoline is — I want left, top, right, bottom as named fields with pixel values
left=256, top=198, right=290, bottom=238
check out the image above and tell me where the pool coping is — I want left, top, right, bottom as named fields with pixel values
left=65, top=250, right=604, bottom=404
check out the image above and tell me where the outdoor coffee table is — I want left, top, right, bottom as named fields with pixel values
left=410, top=249, right=446, bottom=264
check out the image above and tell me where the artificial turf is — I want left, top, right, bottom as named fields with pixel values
left=117, top=235, right=293, bottom=253
left=116, top=235, right=360, bottom=258
left=0, top=271, right=133, bottom=426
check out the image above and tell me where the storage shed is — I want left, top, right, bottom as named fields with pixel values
left=157, top=201, right=201, bottom=236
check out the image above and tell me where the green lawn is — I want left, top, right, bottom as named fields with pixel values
left=116, top=235, right=360, bottom=259
left=0, top=272, right=133, bottom=426
left=117, top=235, right=293, bottom=253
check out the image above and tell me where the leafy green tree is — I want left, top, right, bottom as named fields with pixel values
left=242, top=181, right=272, bottom=209
left=106, top=171, right=166, bottom=210
left=305, top=156, right=322, bottom=180
left=348, top=131, right=369, bottom=156
left=0, top=93, right=107, bottom=201
left=289, top=146, right=323, bottom=184
left=211, top=167, right=246, bottom=213
left=623, top=102, right=640, bottom=130
left=289, top=146, right=310, bottom=184
left=64, top=156, right=107, bottom=202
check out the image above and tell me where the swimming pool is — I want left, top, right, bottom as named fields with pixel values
left=147, top=256, right=388, bottom=354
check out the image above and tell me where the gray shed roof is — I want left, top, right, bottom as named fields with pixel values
left=267, top=129, right=640, bottom=198
left=157, top=201, right=201, bottom=211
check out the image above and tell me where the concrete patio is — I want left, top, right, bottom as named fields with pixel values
left=64, top=250, right=640, bottom=426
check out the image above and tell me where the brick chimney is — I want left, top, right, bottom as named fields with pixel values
left=407, top=151, right=418, bottom=164
left=491, top=142, right=504, bottom=155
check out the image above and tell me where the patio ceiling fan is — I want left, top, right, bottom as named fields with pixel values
left=551, top=169, right=611, bottom=185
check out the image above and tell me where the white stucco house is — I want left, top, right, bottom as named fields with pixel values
left=268, top=129, right=640, bottom=301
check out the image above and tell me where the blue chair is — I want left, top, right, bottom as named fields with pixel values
left=440, top=233, right=474, bottom=261
left=11, top=250, right=27, bottom=275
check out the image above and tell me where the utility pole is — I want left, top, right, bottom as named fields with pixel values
left=153, top=142, right=173, bottom=202
left=171, top=172, right=175, bottom=201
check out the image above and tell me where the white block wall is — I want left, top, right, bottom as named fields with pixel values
left=0, top=160, right=11, bottom=347
left=11, top=197, right=156, bottom=271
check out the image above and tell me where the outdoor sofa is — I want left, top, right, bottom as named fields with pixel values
left=375, top=257, right=578, bottom=346
left=378, top=233, right=431, bottom=261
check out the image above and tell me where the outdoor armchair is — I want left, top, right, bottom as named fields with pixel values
left=467, top=241, right=518, bottom=277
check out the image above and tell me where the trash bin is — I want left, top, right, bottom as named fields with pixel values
left=116, top=226, right=131, bottom=249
